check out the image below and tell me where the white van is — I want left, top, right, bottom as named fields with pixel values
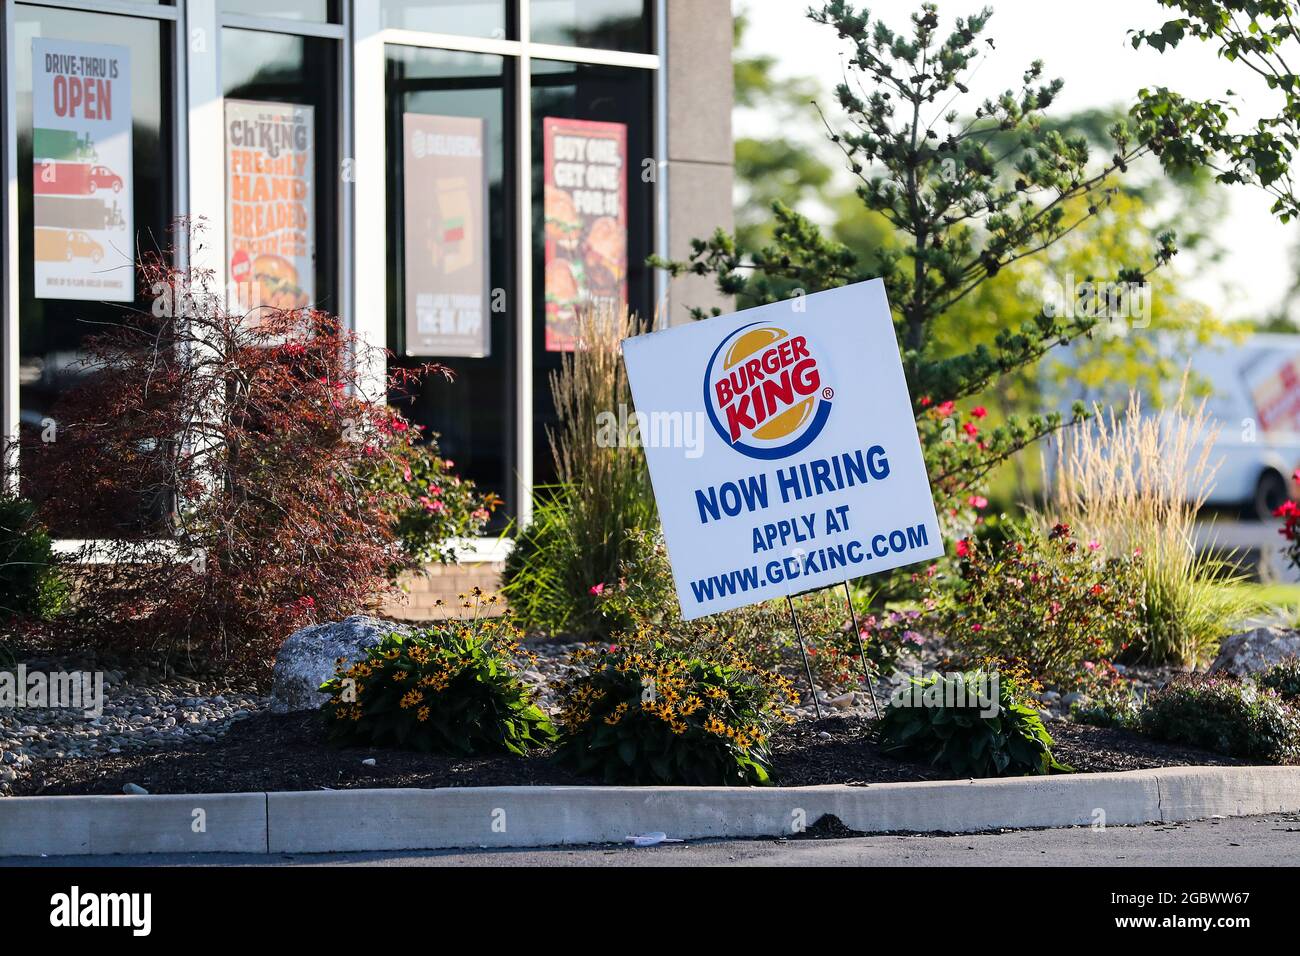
left=1046, top=333, right=1300, bottom=520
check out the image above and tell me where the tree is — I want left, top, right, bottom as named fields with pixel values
left=655, top=2, right=1178, bottom=515
left=25, top=226, right=442, bottom=679
left=1132, top=0, right=1300, bottom=222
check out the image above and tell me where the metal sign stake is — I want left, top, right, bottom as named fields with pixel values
left=843, top=581, right=882, bottom=720
left=786, top=595, right=822, bottom=720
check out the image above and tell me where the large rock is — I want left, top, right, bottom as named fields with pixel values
left=1210, top=627, right=1300, bottom=677
left=270, top=615, right=412, bottom=713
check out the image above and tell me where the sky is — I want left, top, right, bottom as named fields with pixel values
left=734, top=0, right=1297, bottom=323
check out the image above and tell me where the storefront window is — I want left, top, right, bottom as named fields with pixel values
left=531, top=0, right=651, bottom=53
left=381, top=0, right=512, bottom=39
left=222, top=28, right=340, bottom=314
left=219, top=1, right=340, bottom=22
left=386, top=46, right=515, bottom=522
left=14, top=3, right=174, bottom=526
left=530, top=59, right=654, bottom=484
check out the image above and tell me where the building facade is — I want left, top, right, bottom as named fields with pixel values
left=0, top=0, right=733, bottom=548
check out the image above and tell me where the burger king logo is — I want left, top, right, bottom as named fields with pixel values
left=703, top=322, right=833, bottom=459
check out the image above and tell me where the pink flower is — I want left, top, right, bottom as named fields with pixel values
left=1087, top=540, right=1101, bottom=551
left=403, top=465, right=413, bottom=482
left=471, top=508, right=489, bottom=521
left=967, top=495, right=988, bottom=510
left=589, top=583, right=606, bottom=596
left=427, top=485, right=442, bottom=497
left=936, top=400, right=956, bottom=417
left=955, top=538, right=970, bottom=558
left=443, top=459, right=454, bottom=469
left=970, top=623, right=983, bottom=632
left=962, top=422, right=979, bottom=438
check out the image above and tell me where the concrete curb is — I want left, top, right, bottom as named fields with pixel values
left=3, top=766, right=1299, bottom=857
left=0, top=792, right=267, bottom=856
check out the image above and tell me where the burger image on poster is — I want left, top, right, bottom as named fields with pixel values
left=621, top=279, right=944, bottom=619
left=583, top=216, right=625, bottom=298
left=546, top=258, right=580, bottom=307
left=544, top=185, right=582, bottom=252
left=251, top=253, right=309, bottom=311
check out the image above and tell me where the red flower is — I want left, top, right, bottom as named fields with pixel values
left=919, top=396, right=932, bottom=407
left=589, top=583, right=606, bottom=596
left=971, top=406, right=987, bottom=419
left=962, top=421, right=979, bottom=438
left=955, top=538, right=970, bottom=558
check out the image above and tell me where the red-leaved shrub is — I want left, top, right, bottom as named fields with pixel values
left=24, top=225, right=445, bottom=681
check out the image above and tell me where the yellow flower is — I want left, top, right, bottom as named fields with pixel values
left=400, top=689, right=422, bottom=709
left=417, top=705, right=430, bottom=722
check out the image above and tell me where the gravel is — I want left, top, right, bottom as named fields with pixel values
left=0, top=657, right=264, bottom=795
left=0, top=635, right=1204, bottom=795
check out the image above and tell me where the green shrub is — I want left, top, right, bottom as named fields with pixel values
left=948, top=523, right=1141, bottom=690
left=1071, top=684, right=1141, bottom=729
left=501, top=306, right=656, bottom=636
left=0, top=493, right=68, bottom=621
left=359, top=421, right=501, bottom=567
left=500, top=485, right=586, bottom=634
left=1047, top=390, right=1261, bottom=667
left=554, top=641, right=798, bottom=785
left=1259, top=657, right=1300, bottom=701
left=1138, top=675, right=1300, bottom=763
left=320, top=619, right=555, bottom=755
left=878, top=666, right=1070, bottom=777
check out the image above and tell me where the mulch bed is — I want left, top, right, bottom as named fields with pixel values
left=8, top=712, right=1248, bottom=797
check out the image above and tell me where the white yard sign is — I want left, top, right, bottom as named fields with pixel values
left=621, top=279, right=944, bottom=619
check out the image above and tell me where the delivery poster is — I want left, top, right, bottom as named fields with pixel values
left=225, top=99, right=315, bottom=313
left=542, top=117, right=627, bottom=351
left=402, top=113, right=491, bottom=358
left=31, top=38, right=133, bottom=302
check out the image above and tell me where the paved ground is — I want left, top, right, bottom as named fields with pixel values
left=1195, top=516, right=1299, bottom=583
left=4, top=813, right=1299, bottom=867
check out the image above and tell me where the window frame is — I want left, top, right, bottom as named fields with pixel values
left=2, top=0, right=667, bottom=532
left=356, top=1, right=661, bottom=524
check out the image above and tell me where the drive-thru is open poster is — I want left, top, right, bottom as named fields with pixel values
left=622, top=280, right=944, bottom=619
left=225, top=99, right=315, bottom=312
left=402, top=113, right=490, bottom=358
left=31, top=38, right=133, bottom=301
left=543, top=117, right=627, bottom=351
